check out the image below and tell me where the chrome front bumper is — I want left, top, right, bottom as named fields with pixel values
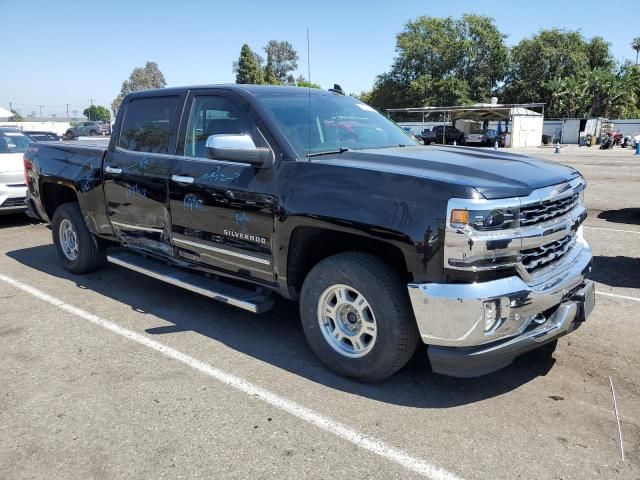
left=408, top=236, right=594, bottom=376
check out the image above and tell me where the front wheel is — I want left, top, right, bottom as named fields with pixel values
left=300, top=252, right=419, bottom=382
left=52, top=203, right=106, bottom=274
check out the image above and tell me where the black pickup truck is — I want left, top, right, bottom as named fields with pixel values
left=24, top=85, right=595, bottom=381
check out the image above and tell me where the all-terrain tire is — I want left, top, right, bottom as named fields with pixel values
left=52, top=202, right=106, bottom=274
left=299, top=252, right=419, bottom=382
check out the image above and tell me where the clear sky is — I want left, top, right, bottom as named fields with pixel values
left=2, top=0, right=638, bottom=117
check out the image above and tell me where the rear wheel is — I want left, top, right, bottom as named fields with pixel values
left=300, top=252, right=419, bottom=382
left=89, top=130, right=98, bottom=136
left=52, top=203, right=105, bottom=274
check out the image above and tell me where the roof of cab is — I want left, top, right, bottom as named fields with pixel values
left=126, top=84, right=339, bottom=99
left=0, top=127, right=25, bottom=134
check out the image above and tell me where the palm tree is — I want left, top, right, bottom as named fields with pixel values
left=632, top=37, right=640, bottom=65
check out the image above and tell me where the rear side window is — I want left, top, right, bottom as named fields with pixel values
left=119, top=96, right=178, bottom=153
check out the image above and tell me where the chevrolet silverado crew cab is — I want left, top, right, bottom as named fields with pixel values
left=24, top=85, right=595, bottom=381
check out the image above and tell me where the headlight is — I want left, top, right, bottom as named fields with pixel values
left=577, top=175, right=586, bottom=204
left=450, top=208, right=519, bottom=230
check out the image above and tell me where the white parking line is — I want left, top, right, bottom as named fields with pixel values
left=596, top=291, right=640, bottom=303
left=584, top=226, right=640, bottom=235
left=0, top=273, right=461, bottom=480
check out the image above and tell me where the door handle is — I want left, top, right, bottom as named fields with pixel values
left=105, top=166, right=122, bottom=175
left=171, top=175, right=194, bottom=184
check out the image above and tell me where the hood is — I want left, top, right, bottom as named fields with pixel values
left=0, top=152, right=25, bottom=184
left=313, top=146, right=579, bottom=199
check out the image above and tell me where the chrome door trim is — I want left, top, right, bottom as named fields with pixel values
left=111, top=221, right=164, bottom=233
left=173, top=237, right=270, bottom=265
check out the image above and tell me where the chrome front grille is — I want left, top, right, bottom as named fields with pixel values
left=445, top=177, right=587, bottom=282
left=521, top=234, right=576, bottom=273
left=520, top=192, right=580, bottom=226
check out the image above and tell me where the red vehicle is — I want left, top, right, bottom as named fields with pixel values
left=600, top=130, right=623, bottom=149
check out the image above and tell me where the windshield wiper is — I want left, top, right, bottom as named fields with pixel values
left=306, top=147, right=350, bottom=158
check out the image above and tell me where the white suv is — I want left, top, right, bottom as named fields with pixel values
left=0, top=128, right=29, bottom=215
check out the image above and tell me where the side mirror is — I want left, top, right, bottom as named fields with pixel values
left=205, top=134, right=274, bottom=168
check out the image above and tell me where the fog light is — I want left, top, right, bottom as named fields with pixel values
left=484, top=300, right=500, bottom=332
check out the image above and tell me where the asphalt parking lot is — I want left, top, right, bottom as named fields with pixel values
left=1, top=145, right=639, bottom=479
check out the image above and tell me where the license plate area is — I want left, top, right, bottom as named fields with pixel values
left=573, top=281, right=595, bottom=323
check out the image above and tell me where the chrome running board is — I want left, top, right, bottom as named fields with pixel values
left=107, top=252, right=273, bottom=313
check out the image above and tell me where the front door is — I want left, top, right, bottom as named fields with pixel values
left=103, top=94, right=181, bottom=256
left=169, top=91, right=277, bottom=284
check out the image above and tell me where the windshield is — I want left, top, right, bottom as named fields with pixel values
left=0, top=132, right=31, bottom=153
left=257, top=91, right=415, bottom=157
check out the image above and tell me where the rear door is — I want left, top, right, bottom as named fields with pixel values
left=103, top=94, right=182, bottom=255
left=168, top=90, right=277, bottom=283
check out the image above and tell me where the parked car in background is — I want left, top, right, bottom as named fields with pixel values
left=24, top=131, right=63, bottom=142
left=65, top=121, right=109, bottom=138
left=422, top=125, right=465, bottom=145
left=403, top=127, right=424, bottom=144
left=96, top=121, right=112, bottom=135
left=0, top=128, right=29, bottom=214
left=465, top=129, right=497, bottom=147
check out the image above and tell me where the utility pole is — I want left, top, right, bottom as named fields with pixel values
left=38, top=105, right=43, bottom=118
left=9, top=101, right=12, bottom=112
left=88, top=99, right=95, bottom=121
left=66, top=104, right=70, bottom=118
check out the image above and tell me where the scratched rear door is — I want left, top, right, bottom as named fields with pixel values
left=103, top=93, right=182, bottom=255
left=168, top=89, right=276, bottom=284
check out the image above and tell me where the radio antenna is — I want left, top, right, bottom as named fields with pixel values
left=307, top=28, right=311, bottom=161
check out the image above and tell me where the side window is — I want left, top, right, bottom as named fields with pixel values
left=119, top=96, right=179, bottom=153
left=183, top=95, right=260, bottom=159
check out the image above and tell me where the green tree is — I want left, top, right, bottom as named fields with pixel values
left=9, top=110, right=23, bottom=122
left=263, top=53, right=279, bottom=85
left=502, top=29, right=596, bottom=106
left=632, top=37, right=640, bottom=65
left=295, top=75, right=321, bottom=89
left=456, top=14, right=508, bottom=102
left=619, top=64, right=640, bottom=118
left=365, top=14, right=508, bottom=111
left=83, top=105, right=111, bottom=122
left=263, top=40, right=299, bottom=83
left=111, top=61, right=166, bottom=115
left=587, top=36, right=615, bottom=71
left=234, top=44, right=264, bottom=85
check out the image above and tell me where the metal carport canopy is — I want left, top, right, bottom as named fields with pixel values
left=386, top=103, right=545, bottom=121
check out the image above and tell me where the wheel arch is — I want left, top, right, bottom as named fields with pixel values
left=41, top=181, right=79, bottom=220
left=283, top=224, right=413, bottom=300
